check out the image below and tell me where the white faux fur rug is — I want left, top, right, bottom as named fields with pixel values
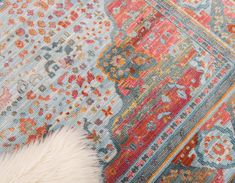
left=0, top=128, right=101, bottom=183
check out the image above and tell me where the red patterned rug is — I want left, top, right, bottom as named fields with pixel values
left=0, top=0, right=234, bottom=182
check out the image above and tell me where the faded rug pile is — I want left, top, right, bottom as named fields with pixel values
left=0, top=0, right=234, bottom=182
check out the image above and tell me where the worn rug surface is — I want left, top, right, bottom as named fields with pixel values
left=0, top=0, right=234, bottom=182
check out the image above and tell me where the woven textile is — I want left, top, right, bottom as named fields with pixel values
left=0, top=0, right=234, bottom=182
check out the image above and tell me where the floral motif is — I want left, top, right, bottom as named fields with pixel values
left=196, top=127, right=235, bottom=168
left=15, top=40, right=24, bottom=49
left=98, top=45, right=156, bottom=81
left=19, top=118, right=36, bottom=134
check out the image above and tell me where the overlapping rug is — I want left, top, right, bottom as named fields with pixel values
left=0, top=0, right=234, bottom=182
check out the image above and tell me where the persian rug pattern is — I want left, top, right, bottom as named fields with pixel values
left=0, top=0, right=234, bottom=182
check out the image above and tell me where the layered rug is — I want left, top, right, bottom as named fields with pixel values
left=0, top=0, right=234, bottom=182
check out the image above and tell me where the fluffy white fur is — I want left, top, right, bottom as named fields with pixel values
left=0, top=128, right=101, bottom=183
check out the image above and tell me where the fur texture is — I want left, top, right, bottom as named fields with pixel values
left=0, top=128, right=101, bottom=183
